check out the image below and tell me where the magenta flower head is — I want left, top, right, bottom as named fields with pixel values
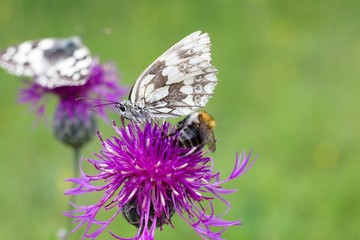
left=65, top=119, right=255, bottom=239
left=19, top=59, right=127, bottom=148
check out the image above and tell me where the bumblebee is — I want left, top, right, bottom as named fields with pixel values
left=176, top=111, right=217, bottom=152
left=121, top=197, right=141, bottom=228
left=122, top=194, right=175, bottom=228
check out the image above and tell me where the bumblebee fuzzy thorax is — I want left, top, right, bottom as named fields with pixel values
left=198, top=111, right=216, bottom=129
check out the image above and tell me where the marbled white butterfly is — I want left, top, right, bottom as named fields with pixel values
left=115, top=31, right=218, bottom=122
left=0, top=36, right=92, bottom=89
left=176, top=111, right=217, bottom=152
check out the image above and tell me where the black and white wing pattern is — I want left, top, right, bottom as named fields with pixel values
left=0, top=36, right=92, bottom=89
left=129, top=31, right=218, bottom=118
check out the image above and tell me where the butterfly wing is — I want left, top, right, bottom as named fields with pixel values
left=0, top=39, right=38, bottom=77
left=38, top=37, right=92, bottom=89
left=0, top=37, right=92, bottom=89
left=129, top=31, right=218, bottom=118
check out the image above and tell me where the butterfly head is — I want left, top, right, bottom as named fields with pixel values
left=65, top=36, right=85, bottom=52
left=115, top=100, right=148, bottom=123
left=115, top=102, right=126, bottom=113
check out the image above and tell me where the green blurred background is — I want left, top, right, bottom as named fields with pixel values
left=0, top=0, right=359, bottom=239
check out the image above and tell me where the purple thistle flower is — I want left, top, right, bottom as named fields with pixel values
left=18, top=58, right=127, bottom=148
left=19, top=58, right=127, bottom=121
left=65, top=119, right=256, bottom=239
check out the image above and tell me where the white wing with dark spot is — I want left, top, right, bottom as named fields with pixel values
left=129, top=31, right=218, bottom=118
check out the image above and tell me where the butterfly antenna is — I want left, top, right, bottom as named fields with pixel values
left=76, top=97, right=121, bottom=111
left=89, top=102, right=119, bottom=111
left=76, top=97, right=120, bottom=104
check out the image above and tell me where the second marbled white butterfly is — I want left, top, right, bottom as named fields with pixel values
left=0, top=36, right=92, bottom=89
left=115, top=31, right=218, bottom=122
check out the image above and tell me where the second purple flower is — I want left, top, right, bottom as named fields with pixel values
left=19, top=58, right=127, bottom=148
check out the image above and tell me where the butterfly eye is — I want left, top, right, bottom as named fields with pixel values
left=117, top=104, right=126, bottom=112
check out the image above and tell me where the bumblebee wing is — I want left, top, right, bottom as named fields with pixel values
left=198, top=121, right=216, bottom=152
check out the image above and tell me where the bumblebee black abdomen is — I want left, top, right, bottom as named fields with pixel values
left=175, top=111, right=217, bottom=152
left=122, top=193, right=175, bottom=229
left=122, top=197, right=141, bottom=227
left=177, top=124, right=203, bottom=149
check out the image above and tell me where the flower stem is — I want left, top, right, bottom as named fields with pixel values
left=67, top=146, right=81, bottom=237
left=72, top=147, right=81, bottom=179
